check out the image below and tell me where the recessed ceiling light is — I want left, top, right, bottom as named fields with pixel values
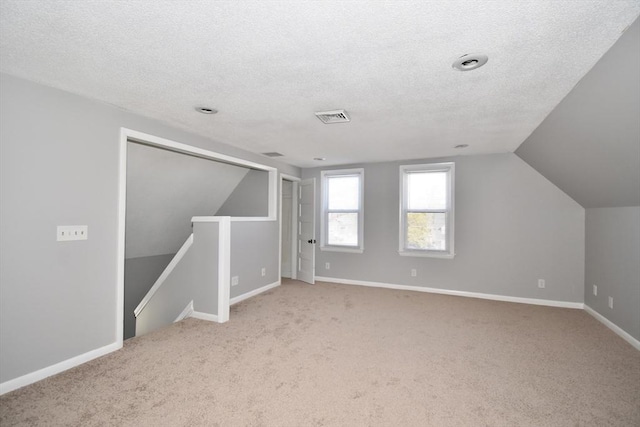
left=454, top=144, right=469, bottom=149
left=195, top=106, right=218, bottom=114
left=452, top=54, right=488, bottom=71
left=313, top=157, right=326, bottom=161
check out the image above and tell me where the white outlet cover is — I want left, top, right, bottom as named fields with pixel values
left=411, top=269, right=417, bottom=277
left=57, top=225, right=88, bottom=241
left=325, top=262, right=330, bottom=269
left=538, top=279, right=545, bottom=288
left=231, top=276, right=239, bottom=286
left=608, top=296, right=613, bottom=309
left=593, top=285, right=597, bottom=296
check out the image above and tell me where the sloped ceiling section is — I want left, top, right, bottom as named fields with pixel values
left=516, top=19, right=640, bottom=208
left=125, top=142, right=249, bottom=258
left=216, top=169, right=269, bottom=217
left=1, top=1, right=639, bottom=167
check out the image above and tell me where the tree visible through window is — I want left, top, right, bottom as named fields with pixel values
left=321, top=169, right=364, bottom=252
left=400, top=163, right=454, bottom=257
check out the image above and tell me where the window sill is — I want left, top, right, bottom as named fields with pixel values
left=321, top=246, right=364, bottom=254
left=398, top=250, right=455, bottom=259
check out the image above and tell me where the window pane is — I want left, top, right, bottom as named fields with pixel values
left=407, top=172, right=446, bottom=210
left=406, top=212, right=446, bottom=250
left=328, top=175, right=359, bottom=210
left=328, top=212, right=358, bottom=246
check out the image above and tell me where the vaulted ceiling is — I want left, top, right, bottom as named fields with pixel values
left=516, top=18, right=640, bottom=208
left=1, top=1, right=638, bottom=168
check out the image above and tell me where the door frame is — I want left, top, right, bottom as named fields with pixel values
left=297, top=178, right=316, bottom=284
left=279, top=174, right=300, bottom=280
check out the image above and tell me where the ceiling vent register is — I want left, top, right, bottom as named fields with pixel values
left=315, top=109, right=351, bottom=124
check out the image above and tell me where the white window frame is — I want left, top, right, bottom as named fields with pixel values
left=320, top=168, right=364, bottom=253
left=399, top=162, right=455, bottom=258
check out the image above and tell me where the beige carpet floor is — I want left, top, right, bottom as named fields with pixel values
left=1, top=279, right=639, bottom=426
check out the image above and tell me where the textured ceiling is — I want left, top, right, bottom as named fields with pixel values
left=1, top=1, right=639, bottom=168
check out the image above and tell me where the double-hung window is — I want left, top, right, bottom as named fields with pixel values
left=399, top=162, right=454, bottom=258
left=321, top=168, right=364, bottom=253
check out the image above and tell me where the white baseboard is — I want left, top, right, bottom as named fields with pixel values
left=315, top=276, right=584, bottom=309
left=190, top=311, right=219, bottom=322
left=230, top=280, right=280, bottom=306
left=0, top=341, right=121, bottom=396
left=584, top=305, right=640, bottom=350
left=174, top=300, right=194, bottom=322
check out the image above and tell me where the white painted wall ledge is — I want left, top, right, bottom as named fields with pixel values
left=315, top=276, right=584, bottom=309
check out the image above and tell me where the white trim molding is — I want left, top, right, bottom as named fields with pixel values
left=217, top=217, right=231, bottom=323
left=174, top=301, right=194, bottom=322
left=134, top=234, right=194, bottom=317
left=584, top=305, right=640, bottom=350
left=315, top=276, right=584, bottom=309
left=320, top=168, right=365, bottom=253
left=279, top=174, right=301, bottom=281
left=124, top=128, right=278, bottom=220
left=399, top=162, right=455, bottom=259
left=0, top=341, right=121, bottom=396
left=190, top=311, right=219, bottom=322
left=230, top=281, right=281, bottom=306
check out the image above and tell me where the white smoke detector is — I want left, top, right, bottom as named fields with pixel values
left=315, top=109, right=350, bottom=124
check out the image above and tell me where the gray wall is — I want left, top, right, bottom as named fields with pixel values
left=230, top=221, right=280, bottom=299
left=216, top=169, right=269, bottom=217
left=126, top=142, right=250, bottom=258
left=585, top=207, right=640, bottom=340
left=515, top=18, right=640, bottom=208
left=303, top=153, right=585, bottom=303
left=124, top=254, right=174, bottom=340
left=0, top=73, right=299, bottom=384
left=136, top=222, right=220, bottom=336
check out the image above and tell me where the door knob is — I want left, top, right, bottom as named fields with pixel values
left=307, top=239, right=316, bottom=244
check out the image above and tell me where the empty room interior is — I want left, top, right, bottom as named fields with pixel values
left=0, top=1, right=639, bottom=426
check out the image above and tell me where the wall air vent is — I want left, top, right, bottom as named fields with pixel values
left=315, top=109, right=351, bottom=124
left=261, top=152, right=284, bottom=157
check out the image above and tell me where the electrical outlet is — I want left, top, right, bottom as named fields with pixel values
left=57, top=225, right=88, bottom=241
left=593, top=285, right=597, bottom=296
left=261, top=267, right=266, bottom=277
left=538, top=279, right=545, bottom=289
left=608, top=296, right=613, bottom=309
left=325, top=262, right=330, bottom=270
left=231, top=276, right=239, bottom=286
left=411, top=269, right=417, bottom=277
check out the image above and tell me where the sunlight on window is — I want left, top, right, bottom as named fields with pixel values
left=321, top=169, right=364, bottom=252
left=407, top=172, right=446, bottom=210
left=328, top=176, right=359, bottom=210
left=328, top=212, right=358, bottom=246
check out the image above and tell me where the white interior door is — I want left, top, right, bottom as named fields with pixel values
left=297, top=178, right=315, bottom=284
